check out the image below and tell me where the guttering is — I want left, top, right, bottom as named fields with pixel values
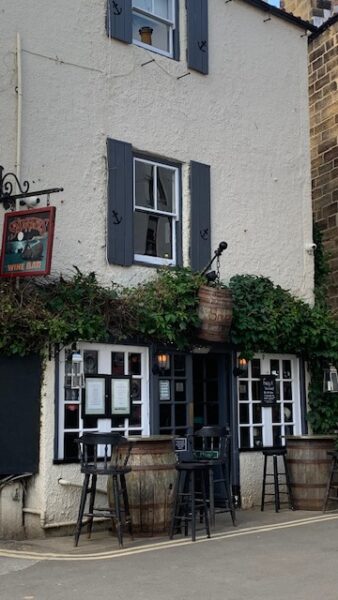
left=238, top=0, right=317, bottom=33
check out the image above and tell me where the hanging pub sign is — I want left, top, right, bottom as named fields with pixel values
left=0, top=206, right=56, bottom=277
left=260, top=374, right=277, bottom=406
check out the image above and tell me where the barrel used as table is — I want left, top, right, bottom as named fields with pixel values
left=286, top=435, right=336, bottom=510
left=109, top=435, right=177, bottom=536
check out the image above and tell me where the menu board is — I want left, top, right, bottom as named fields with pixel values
left=260, top=375, right=277, bottom=406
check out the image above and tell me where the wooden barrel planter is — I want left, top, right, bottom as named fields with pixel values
left=197, top=285, right=233, bottom=343
left=286, top=435, right=336, bottom=510
left=108, top=436, right=177, bottom=536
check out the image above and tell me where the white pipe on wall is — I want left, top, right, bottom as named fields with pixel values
left=58, top=478, right=107, bottom=495
left=15, top=32, right=22, bottom=212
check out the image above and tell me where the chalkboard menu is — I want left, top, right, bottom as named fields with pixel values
left=260, top=375, right=277, bottom=406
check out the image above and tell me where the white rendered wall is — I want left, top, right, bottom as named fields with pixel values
left=0, top=0, right=313, bottom=533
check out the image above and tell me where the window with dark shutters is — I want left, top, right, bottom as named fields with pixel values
left=186, top=0, right=208, bottom=75
left=190, top=160, right=211, bottom=272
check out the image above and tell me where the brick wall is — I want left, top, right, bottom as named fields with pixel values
left=282, top=0, right=337, bottom=24
left=310, top=21, right=338, bottom=312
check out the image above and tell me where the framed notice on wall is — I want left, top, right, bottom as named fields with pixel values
left=82, top=376, right=106, bottom=417
left=0, top=207, right=56, bottom=277
left=260, top=375, right=277, bottom=406
left=111, top=376, right=131, bottom=416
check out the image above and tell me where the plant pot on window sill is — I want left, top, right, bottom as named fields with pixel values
left=139, top=27, right=153, bottom=46
left=197, top=285, right=233, bottom=343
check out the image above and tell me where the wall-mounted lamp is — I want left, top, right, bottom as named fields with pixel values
left=233, top=357, right=248, bottom=377
left=323, top=365, right=338, bottom=393
left=152, top=353, right=170, bottom=375
left=70, top=351, right=84, bottom=389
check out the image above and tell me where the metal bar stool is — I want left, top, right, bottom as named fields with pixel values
left=193, top=426, right=237, bottom=528
left=323, top=451, right=338, bottom=512
left=169, top=461, right=211, bottom=542
left=74, top=432, right=133, bottom=547
left=261, top=447, right=294, bottom=512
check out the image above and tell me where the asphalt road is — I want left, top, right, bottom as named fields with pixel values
left=1, top=511, right=338, bottom=600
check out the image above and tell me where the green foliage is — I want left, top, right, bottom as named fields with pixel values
left=0, top=267, right=203, bottom=356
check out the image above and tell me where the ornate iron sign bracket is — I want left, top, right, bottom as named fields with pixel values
left=0, top=165, right=63, bottom=210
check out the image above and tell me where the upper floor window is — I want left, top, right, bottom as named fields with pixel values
left=132, top=0, right=176, bottom=57
left=134, top=157, right=179, bottom=265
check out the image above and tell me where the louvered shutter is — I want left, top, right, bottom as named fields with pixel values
left=190, top=161, right=211, bottom=272
left=186, top=0, right=209, bottom=75
left=106, top=0, right=132, bottom=44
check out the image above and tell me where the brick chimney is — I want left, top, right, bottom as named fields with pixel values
left=281, top=0, right=338, bottom=25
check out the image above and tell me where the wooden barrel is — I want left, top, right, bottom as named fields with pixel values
left=109, top=436, right=177, bottom=536
left=286, top=435, right=335, bottom=510
left=197, top=285, right=233, bottom=343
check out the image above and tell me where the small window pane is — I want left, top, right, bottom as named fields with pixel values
left=270, top=360, right=280, bottom=377
left=133, top=13, right=170, bottom=54
left=65, top=388, right=79, bottom=402
left=131, top=379, right=141, bottom=401
left=130, top=404, right=141, bottom=427
left=82, top=415, right=98, bottom=429
left=240, top=404, right=249, bottom=424
left=133, top=0, right=152, bottom=11
left=284, top=403, right=293, bottom=422
left=135, top=161, right=154, bottom=209
left=239, top=381, right=248, bottom=401
left=174, top=355, right=186, bottom=376
left=83, top=350, right=98, bottom=375
left=111, top=415, right=126, bottom=428
left=112, top=352, right=125, bottom=375
left=283, top=360, right=292, bottom=379
left=283, top=381, right=293, bottom=400
left=251, top=359, right=261, bottom=378
left=272, top=426, right=282, bottom=446
left=134, top=212, right=172, bottom=259
left=252, top=380, right=260, bottom=401
left=175, top=380, right=186, bottom=402
left=205, top=357, right=218, bottom=379
left=285, top=425, right=294, bottom=436
left=175, top=404, right=186, bottom=426
left=64, top=433, right=79, bottom=461
left=253, top=427, right=263, bottom=448
left=206, top=403, right=218, bottom=425
left=275, top=381, right=281, bottom=401
left=160, top=404, right=171, bottom=427
left=240, top=427, right=250, bottom=448
left=272, top=404, right=281, bottom=423
left=253, top=403, right=262, bottom=424
left=129, top=353, right=141, bottom=375
left=154, top=0, right=171, bottom=19
left=64, top=404, right=79, bottom=429
left=157, top=167, right=174, bottom=213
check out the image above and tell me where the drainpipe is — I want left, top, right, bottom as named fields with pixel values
left=15, top=32, right=22, bottom=212
left=58, top=478, right=107, bottom=495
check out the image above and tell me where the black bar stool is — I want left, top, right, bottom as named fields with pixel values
left=323, top=451, right=338, bottom=512
left=74, top=432, right=133, bottom=547
left=194, top=426, right=236, bottom=528
left=169, top=462, right=211, bottom=542
left=261, top=447, right=294, bottom=512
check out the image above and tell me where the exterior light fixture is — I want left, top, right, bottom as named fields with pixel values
left=323, top=365, right=338, bottom=393
left=152, top=352, right=170, bottom=375
left=233, top=356, right=248, bottom=377
left=0, top=165, right=63, bottom=210
left=71, top=352, right=84, bottom=390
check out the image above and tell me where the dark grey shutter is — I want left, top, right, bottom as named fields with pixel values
left=107, top=138, right=133, bottom=266
left=173, top=0, right=180, bottom=61
left=0, top=356, right=41, bottom=474
left=106, top=0, right=132, bottom=44
left=186, top=0, right=208, bottom=75
left=190, top=161, right=211, bottom=272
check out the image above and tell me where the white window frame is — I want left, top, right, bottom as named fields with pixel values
left=132, top=0, right=176, bottom=58
left=133, top=157, right=179, bottom=266
left=237, top=354, right=302, bottom=450
left=58, top=343, right=150, bottom=460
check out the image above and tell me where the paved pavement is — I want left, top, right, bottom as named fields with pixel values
left=1, top=508, right=338, bottom=600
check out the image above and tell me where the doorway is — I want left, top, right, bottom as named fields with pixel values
left=192, top=353, right=230, bottom=430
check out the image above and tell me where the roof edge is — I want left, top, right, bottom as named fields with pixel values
left=238, top=0, right=318, bottom=33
